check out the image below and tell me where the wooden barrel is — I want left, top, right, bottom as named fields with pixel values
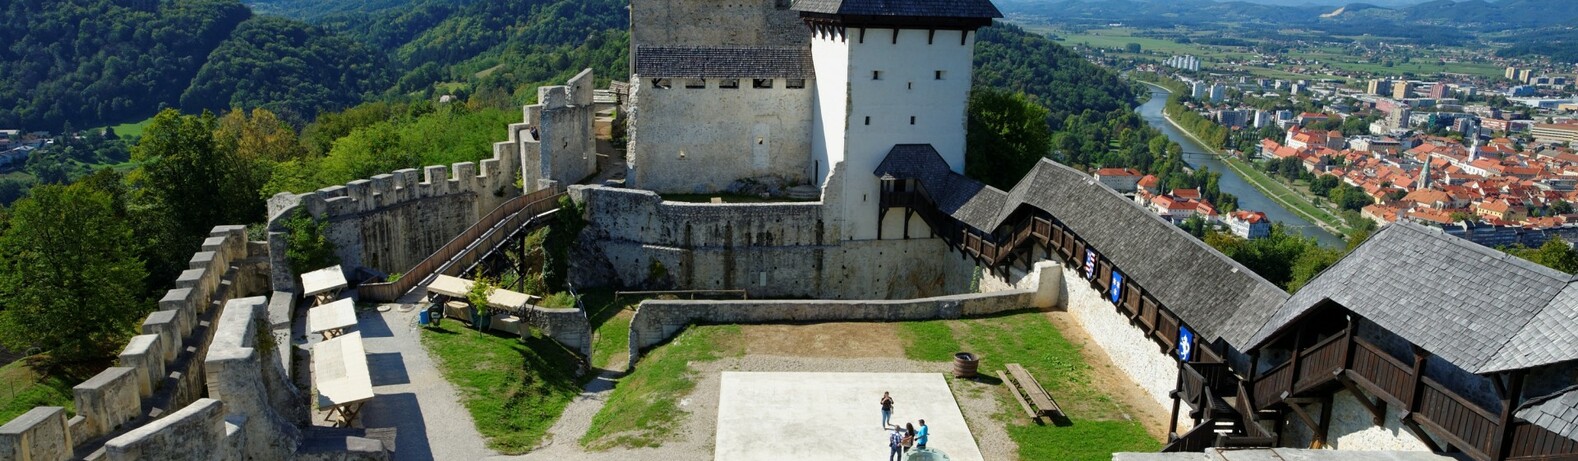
left=952, top=352, right=980, bottom=378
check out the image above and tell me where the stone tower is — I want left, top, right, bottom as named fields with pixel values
left=794, top=0, right=1002, bottom=241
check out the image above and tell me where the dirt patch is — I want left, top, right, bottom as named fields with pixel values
left=739, top=322, right=905, bottom=358
left=1044, top=311, right=1171, bottom=440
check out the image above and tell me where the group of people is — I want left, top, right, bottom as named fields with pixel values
left=881, top=391, right=929, bottom=460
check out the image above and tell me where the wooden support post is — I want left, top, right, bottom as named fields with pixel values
left=1493, top=370, right=1525, bottom=460
left=1169, top=361, right=1183, bottom=438
left=1288, top=328, right=1306, bottom=398
left=1337, top=371, right=1386, bottom=425
left=1286, top=401, right=1325, bottom=448
left=1318, top=393, right=1335, bottom=449
left=903, top=209, right=912, bottom=239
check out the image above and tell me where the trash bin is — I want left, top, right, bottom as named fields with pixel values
left=952, top=352, right=980, bottom=378
left=418, top=309, right=431, bottom=326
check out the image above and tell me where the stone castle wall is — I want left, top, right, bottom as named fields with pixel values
left=266, top=137, right=522, bottom=291
left=1, top=226, right=281, bottom=461
left=518, top=69, right=599, bottom=192
left=629, top=0, right=806, bottom=48
left=625, top=77, right=814, bottom=193
left=570, top=185, right=974, bottom=299
left=627, top=261, right=1061, bottom=362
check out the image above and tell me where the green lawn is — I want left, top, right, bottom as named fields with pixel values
left=421, top=322, right=583, bottom=454
left=0, top=356, right=90, bottom=423
left=102, top=116, right=154, bottom=139
left=578, top=290, right=638, bottom=371
left=903, top=313, right=1161, bottom=461
left=580, top=324, right=742, bottom=450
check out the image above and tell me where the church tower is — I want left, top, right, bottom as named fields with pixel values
left=794, top=0, right=1002, bottom=241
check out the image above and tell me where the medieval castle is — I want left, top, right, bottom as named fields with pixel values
left=4, top=1, right=1578, bottom=460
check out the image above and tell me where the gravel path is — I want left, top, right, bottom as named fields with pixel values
left=494, top=354, right=1017, bottom=461
left=356, top=302, right=496, bottom=461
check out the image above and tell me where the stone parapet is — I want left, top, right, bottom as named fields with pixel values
left=0, top=406, right=73, bottom=461
left=102, top=399, right=226, bottom=461
left=72, top=367, right=141, bottom=442
left=205, top=297, right=302, bottom=459
left=117, top=335, right=164, bottom=398
left=628, top=289, right=1036, bottom=364
left=1, top=224, right=278, bottom=459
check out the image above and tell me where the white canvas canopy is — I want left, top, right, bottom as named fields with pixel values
left=313, top=331, right=373, bottom=426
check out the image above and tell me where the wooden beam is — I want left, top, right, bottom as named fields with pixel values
left=1318, top=392, right=1335, bottom=450
left=1494, top=371, right=1526, bottom=460
left=1336, top=371, right=1387, bottom=426
left=1287, top=402, right=1326, bottom=449
left=1399, top=411, right=1445, bottom=452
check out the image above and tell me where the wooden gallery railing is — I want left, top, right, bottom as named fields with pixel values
left=1247, top=327, right=1578, bottom=460
left=359, top=188, right=564, bottom=302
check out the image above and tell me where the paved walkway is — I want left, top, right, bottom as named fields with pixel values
left=355, top=296, right=495, bottom=461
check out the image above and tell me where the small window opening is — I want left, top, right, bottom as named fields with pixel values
left=685, top=78, right=706, bottom=89
left=720, top=79, right=739, bottom=89
left=907, top=82, right=913, bottom=90
left=753, top=78, right=774, bottom=88
left=653, top=78, right=672, bottom=89
left=864, top=116, right=871, bottom=126
left=872, top=70, right=882, bottom=80
left=910, top=116, right=916, bottom=125
left=786, top=78, right=806, bottom=89
left=935, top=70, right=945, bottom=80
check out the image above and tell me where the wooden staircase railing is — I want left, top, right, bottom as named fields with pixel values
left=359, top=188, right=563, bottom=302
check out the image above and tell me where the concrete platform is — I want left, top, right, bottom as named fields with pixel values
left=715, top=372, right=983, bottom=461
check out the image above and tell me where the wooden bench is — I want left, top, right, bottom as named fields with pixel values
left=1000, top=363, right=1064, bottom=423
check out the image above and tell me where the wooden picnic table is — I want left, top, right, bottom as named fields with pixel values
left=426, top=274, right=471, bottom=300
left=314, top=331, right=373, bottom=427
left=308, top=298, right=357, bottom=340
left=1002, top=363, right=1064, bottom=423
left=301, top=265, right=349, bottom=306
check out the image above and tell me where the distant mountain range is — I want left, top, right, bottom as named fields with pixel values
left=1001, top=0, right=1578, bottom=31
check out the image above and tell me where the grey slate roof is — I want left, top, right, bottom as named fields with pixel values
left=1517, top=386, right=1578, bottom=442
left=1246, top=221, right=1578, bottom=374
left=633, top=46, right=814, bottom=79
left=875, top=146, right=1289, bottom=346
left=793, top=0, right=1003, bottom=18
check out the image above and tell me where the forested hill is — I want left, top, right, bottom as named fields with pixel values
left=975, top=23, right=1140, bottom=131
left=248, top=0, right=629, bottom=104
left=0, top=0, right=391, bottom=130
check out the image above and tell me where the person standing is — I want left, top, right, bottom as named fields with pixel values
left=902, top=422, right=916, bottom=456
left=888, top=424, right=904, bottom=461
left=879, top=392, right=895, bottom=428
left=916, top=419, right=929, bottom=450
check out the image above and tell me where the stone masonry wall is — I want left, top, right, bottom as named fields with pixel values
left=1280, top=388, right=1440, bottom=451
left=571, top=185, right=971, bottom=299
left=519, top=69, right=598, bottom=192
left=0, top=225, right=275, bottom=461
left=625, top=77, right=814, bottom=194
left=266, top=137, right=522, bottom=291
left=628, top=288, right=1048, bottom=363
left=1052, top=262, right=1189, bottom=430
left=629, top=0, right=806, bottom=49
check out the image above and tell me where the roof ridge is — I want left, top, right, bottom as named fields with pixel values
left=1016, top=160, right=1287, bottom=295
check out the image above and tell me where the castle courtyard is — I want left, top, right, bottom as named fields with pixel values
left=715, top=372, right=984, bottom=461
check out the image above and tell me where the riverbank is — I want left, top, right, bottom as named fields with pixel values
left=1137, top=83, right=1353, bottom=240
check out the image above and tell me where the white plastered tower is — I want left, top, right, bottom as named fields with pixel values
left=796, top=0, right=1003, bottom=241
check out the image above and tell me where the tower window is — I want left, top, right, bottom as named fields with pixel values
left=786, top=79, right=806, bottom=89
left=685, top=78, right=706, bottom=89
left=653, top=78, right=672, bottom=89
left=907, top=82, right=912, bottom=90
left=935, top=70, right=945, bottom=80
left=910, top=116, right=916, bottom=125
left=864, top=116, right=871, bottom=126
left=872, top=70, right=882, bottom=80
left=719, top=79, right=739, bottom=89
left=753, top=79, right=774, bottom=88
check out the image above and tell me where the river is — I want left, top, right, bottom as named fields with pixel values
left=1135, top=84, right=1346, bottom=248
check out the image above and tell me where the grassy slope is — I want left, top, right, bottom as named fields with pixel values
left=902, top=314, right=1160, bottom=461
left=421, top=322, right=583, bottom=454
left=0, top=360, right=77, bottom=422
left=580, top=324, right=741, bottom=450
